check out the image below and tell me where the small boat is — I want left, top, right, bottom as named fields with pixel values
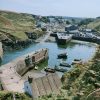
left=54, top=66, right=67, bottom=72
left=44, top=67, right=56, bottom=73
left=72, top=59, right=82, bottom=65
left=74, top=59, right=81, bottom=61
left=58, top=52, right=67, bottom=59
left=60, top=62, right=71, bottom=67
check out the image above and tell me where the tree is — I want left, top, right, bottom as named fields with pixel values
left=78, top=18, right=94, bottom=26
left=72, top=19, right=76, bottom=24
left=66, top=20, right=70, bottom=24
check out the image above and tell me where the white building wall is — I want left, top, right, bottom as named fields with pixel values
left=24, top=81, right=33, bottom=97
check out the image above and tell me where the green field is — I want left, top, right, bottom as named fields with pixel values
left=0, top=10, right=44, bottom=41
left=87, top=18, right=100, bottom=34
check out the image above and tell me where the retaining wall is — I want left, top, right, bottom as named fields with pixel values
left=0, top=42, right=3, bottom=62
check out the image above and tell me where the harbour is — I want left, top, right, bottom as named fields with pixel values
left=0, top=1, right=100, bottom=99
left=1, top=40, right=96, bottom=69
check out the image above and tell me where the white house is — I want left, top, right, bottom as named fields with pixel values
left=24, top=73, right=62, bottom=99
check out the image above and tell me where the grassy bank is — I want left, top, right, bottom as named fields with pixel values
left=0, top=10, right=45, bottom=41
left=0, top=91, right=32, bottom=100
left=0, top=10, right=47, bottom=50
left=61, top=45, right=100, bottom=100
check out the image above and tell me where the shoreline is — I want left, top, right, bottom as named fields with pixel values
left=61, top=44, right=100, bottom=100
left=0, top=32, right=99, bottom=98
left=0, top=48, right=48, bottom=93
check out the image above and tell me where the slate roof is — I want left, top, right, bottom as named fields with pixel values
left=30, top=73, right=62, bottom=99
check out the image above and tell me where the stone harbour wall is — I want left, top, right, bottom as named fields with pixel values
left=15, top=48, right=48, bottom=76
left=0, top=42, right=3, bottom=62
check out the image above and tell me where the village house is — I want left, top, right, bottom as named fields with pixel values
left=65, top=24, right=78, bottom=32
left=83, top=29, right=92, bottom=33
left=24, top=73, right=62, bottom=99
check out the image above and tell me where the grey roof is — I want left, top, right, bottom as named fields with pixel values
left=66, top=24, right=77, bottom=28
left=66, top=24, right=72, bottom=28
left=69, top=30, right=79, bottom=33
left=85, top=29, right=92, bottom=32
left=57, top=33, right=72, bottom=39
left=30, top=73, right=62, bottom=99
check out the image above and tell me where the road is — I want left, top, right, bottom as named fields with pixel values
left=40, top=31, right=51, bottom=43
left=35, top=31, right=51, bottom=43
left=0, top=42, right=3, bottom=61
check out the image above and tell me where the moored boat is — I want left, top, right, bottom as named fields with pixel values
left=60, top=62, right=71, bottom=67
left=57, top=52, right=67, bottom=59
left=44, top=67, right=56, bottom=73
left=74, top=59, right=81, bottom=61
left=72, top=59, right=82, bottom=65
left=54, top=66, right=67, bottom=72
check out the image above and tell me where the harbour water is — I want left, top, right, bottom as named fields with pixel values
left=1, top=40, right=96, bottom=70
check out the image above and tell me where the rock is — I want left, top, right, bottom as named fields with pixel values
left=87, top=89, right=100, bottom=100
left=88, top=77, right=96, bottom=83
left=94, top=83, right=100, bottom=88
left=77, top=92, right=84, bottom=96
left=88, top=70, right=96, bottom=75
left=86, top=70, right=96, bottom=77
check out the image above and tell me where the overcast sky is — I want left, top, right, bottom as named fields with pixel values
left=0, top=0, right=100, bottom=18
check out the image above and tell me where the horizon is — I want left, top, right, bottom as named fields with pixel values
left=0, top=0, right=100, bottom=18
left=0, top=9, right=89, bottom=19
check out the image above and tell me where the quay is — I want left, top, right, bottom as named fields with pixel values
left=0, top=48, right=48, bottom=93
left=50, top=32, right=72, bottom=44
left=0, top=48, right=62, bottom=98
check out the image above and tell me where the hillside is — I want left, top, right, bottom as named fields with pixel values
left=0, top=91, right=32, bottom=100
left=0, top=10, right=44, bottom=41
left=87, top=18, right=100, bottom=34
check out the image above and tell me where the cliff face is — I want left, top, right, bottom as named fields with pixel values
left=0, top=42, right=3, bottom=61
left=0, top=10, right=46, bottom=50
